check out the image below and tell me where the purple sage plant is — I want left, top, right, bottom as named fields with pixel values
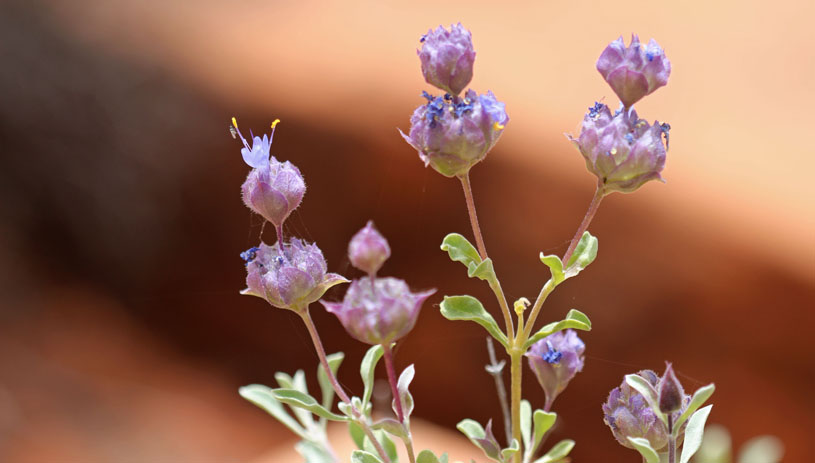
left=418, top=23, right=476, bottom=96
left=526, top=329, right=586, bottom=410
left=597, top=35, right=671, bottom=108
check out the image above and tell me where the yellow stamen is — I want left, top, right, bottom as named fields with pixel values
left=271, top=119, right=281, bottom=129
left=493, top=122, right=505, bottom=131
left=610, top=148, right=617, bottom=155
left=231, top=117, right=239, bottom=129
left=513, top=297, right=531, bottom=316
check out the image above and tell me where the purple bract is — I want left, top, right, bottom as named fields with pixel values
left=526, top=329, right=585, bottom=407
left=418, top=23, right=476, bottom=96
left=597, top=35, right=671, bottom=108
left=348, top=221, right=391, bottom=276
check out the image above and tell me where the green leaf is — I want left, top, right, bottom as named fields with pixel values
left=272, top=371, right=315, bottom=428
left=363, top=430, right=398, bottom=463
left=395, top=364, right=416, bottom=419
left=360, top=344, right=385, bottom=406
left=317, top=352, right=344, bottom=411
left=502, top=439, right=520, bottom=462
left=271, top=388, right=349, bottom=421
left=674, top=383, right=715, bottom=433
left=416, top=450, right=440, bottom=463
left=524, top=309, right=592, bottom=349
left=349, top=421, right=366, bottom=449
left=564, top=231, right=598, bottom=277
left=295, top=440, right=335, bottom=463
left=441, top=233, right=482, bottom=269
left=440, top=295, right=508, bottom=348
left=520, top=400, right=532, bottom=453
left=679, top=404, right=713, bottom=463
left=626, top=437, right=660, bottom=463
left=625, top=374, right=666, bottom=426
left=539, top=254, right=565, bottom=285
left=468, top=258, right=497, bottom=282
left=372, top=418, right=407, bottom=440
left=532, top=410, right=557, bottom=456
left=535, top=439, right=575, bottom=463
left=737, top=435, right=784, bottom=463
left=351, top=450, right=384, bottom=463
left=456, top=419, right=501, bottom=462
left=239, top=384, right=307, bottom=439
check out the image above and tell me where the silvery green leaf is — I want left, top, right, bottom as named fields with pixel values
left=416, top=450, right=440, bottom=463
left=737, top=435, right=784, bottom=463
left=395, top=364, right=416, bottom=419
left=440, top=295, right=508, bottom=348
left=360, top=344, right=385, bottom=406
left=538, top=254, right=565, bottom=285
left=564, top=231, right=598, bottom=278
left=679, top=404, right=713, bottom=463
left=363, top=430, right=398, bottom=463
left=456, top=419, right=501, bottom=462
left=502, top=439, right=520, bottom=462
left=520, top=400, right=532, bottom=453
left=441, top=233, right=482, bottom=270
left=524, top=309, right=592, bottom=349
left=625, top=374, right=666, bottom=426
left=532, top=410, right=557, bottom=457
left=338, top=401, right=353, bottom=418
left=372, top=418, right=407, bottom=439
left=468, top=258, right=497, bottom=282
left=295, top=440, right=335, bottom=463
left=626, top=437, right=660, bottom=463
left=674, top=383, right=715, bottom=433
left=348, top=421, right=366, bottom=449
left=534, top=439, right=575, bottom=463
left=238, top=384, right=307, bottom=439
left=351, top=450, right=384, bottom=463
left=317, top=351, right=345, bottom=410
left=271, top=388, right=348, bottom=421
left=274, top=371, right=313, bottom=427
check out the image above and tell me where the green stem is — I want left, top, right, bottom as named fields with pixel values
left=300, top=309, right=391, bottom=463
left=485, top=337, right=512, bottom=445
left=509, top=347, right=523, bottom=463
left=458, top=172, right=515, bottom=339
left=562, top=185, right=604, bottom=265
left=522, top=279, right=557, bottom=341
left=383, top=344, right=416, bottom=463
left=668, top=414, right=676, bottom=463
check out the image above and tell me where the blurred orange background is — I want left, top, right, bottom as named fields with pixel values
left=0, top=0, right=813, bottom=461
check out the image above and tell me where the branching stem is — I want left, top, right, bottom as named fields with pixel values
left=485, top=337, right=512, bottom=445
left=562, top=185, right=604, bottom=265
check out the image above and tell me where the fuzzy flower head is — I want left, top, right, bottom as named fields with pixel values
left=597, top=35, right=671, bottom=108
left=418, top=23, right=476, bottom=96
left=348, top=221, right=391, bottom=276
left=241, top=239, right=348, bottom=312
left=602, top=369, right=691, bottom=452
left=569, top=102, right=668, bottom=194
left=321, top=277, right=435, bottom=345
left=526, top=329, right=585, bottom=406
left=233, top=118, right=306, bottom=228
left=401, top=90, right=508, bottom=177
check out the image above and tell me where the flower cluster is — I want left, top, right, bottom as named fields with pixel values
left=527, top=329, right=586, bottom=408
left=571, top=36, right=671, bottom=195
left=401, top=24, right=508, bottom=178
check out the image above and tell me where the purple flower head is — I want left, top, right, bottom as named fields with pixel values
left=597, top=35, right=671, bottom=108
left=321, top=277, right=435, bottom=345
left=400, top=89, right=508, bottom=178
left=233, top=118, right=306, bottom=228
left=348, top=221, right=391, bottom=276
left=602, top=369, right=691, bottom=452
left=569, top=103, right=667, bottom=194
left=526, top=329, right=585, bottom=406
left=658, top=362, right=685, bottom=414
left=241, top=239, right=348, bottom=312
left=418, top=23, right=476, bottom=96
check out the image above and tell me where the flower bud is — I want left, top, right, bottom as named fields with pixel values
left=348, top=221, right=391, bottom=275
left=418, top=23, right=476, bottom=96
left=401, top=90, right=508, bottom=178
left=603, top=370, right=670, bottom=451
left=232, top=118, right=306, bottom=228
left=569, top=102, right=668, bottom=194
left=526, top=329, right=585, bottom=406
left=321, top=277, right=435, bottom=345
left=241, top=239, right=348, bottom=311
left=658, top=362, right=685, bottom=414
left=596, top=35, right=671, bottom=108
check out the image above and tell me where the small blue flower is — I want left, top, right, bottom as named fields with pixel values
left=232, top=118, right=280, bottom=169
left=541, top=340, right=563, bottom=364
left=240, top=246, right=260, bottom=264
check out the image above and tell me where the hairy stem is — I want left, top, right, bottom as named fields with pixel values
left=458, top=172, right=488, bottom=260
left=276, top=224, right=284, bottom=244
left=382, top=344, right=404, bottom=422
left=668, top=414, right=676, bottom=463
left=459, top=172, right=515, bottom=338
left=485, top=337, right=512, bottom=445
left=509, top=348, right=523, bottom=463
left=562, top=185, right=604, bottom=265
left=300, top=310, right=391, bottom=463
left=522, top=279, right=557, bottom=340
